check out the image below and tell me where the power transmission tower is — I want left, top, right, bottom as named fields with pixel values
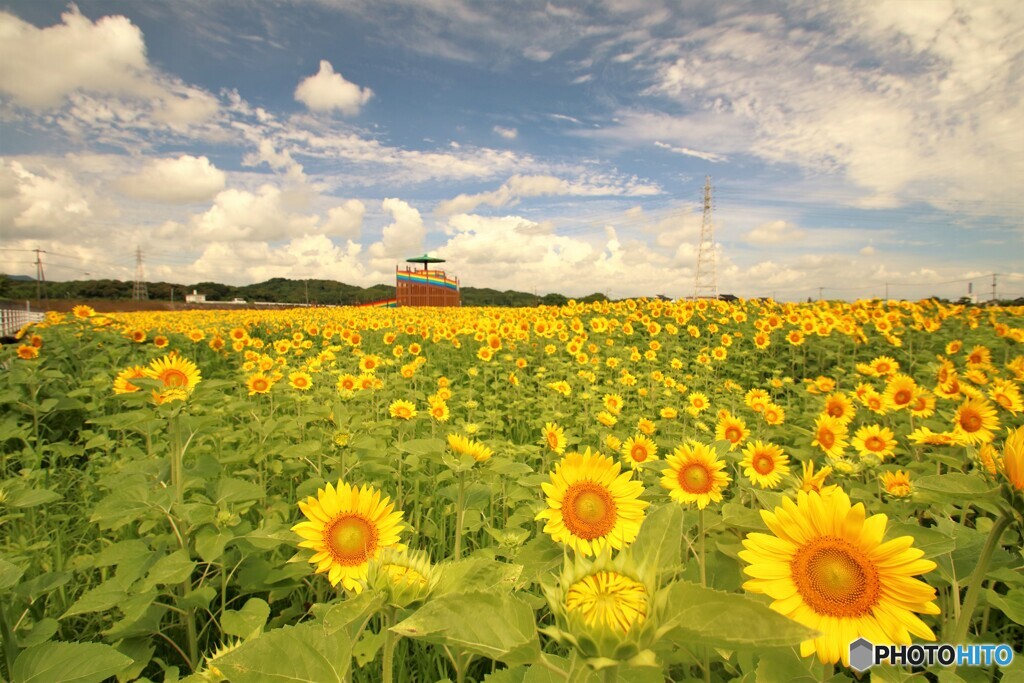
left=693, top=176, right=718, bottom=300
left=34, top=248, right=47, bottom=299
left=133, top=246, right=148, bottom=300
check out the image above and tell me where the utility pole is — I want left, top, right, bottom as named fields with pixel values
left=133, top=246, right=148, bottom=300
left=693, top=176, right=718, bottom=300
left=992, top=273, right=997, bottom=302
left=34, top=248, right=46, bottom=300
left=818, top=287, right=824, bottom=301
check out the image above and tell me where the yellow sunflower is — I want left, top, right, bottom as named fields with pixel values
left=852, top=424, right=897, bottom=460
left=883, top=374, right=918, bottom=412
left=798, top=460, right=834, bottom=494
left=288, top=371, right=313, bottom=391
left=246, top=372, right=273, bottom=395
left=292, top=481, right=406, bottom=592
left=988, top=380, right=1023, bottom=415
left=113, top=365, right=147, bottom=394
left=448, top=433, right=493, bottom=463
left=740, top=489, right=939, bottom=666
left=811, top=414, right=848, bottom=458
left=660, top=441, right=731, bottom=509
left=952, top=397, right=999, bottom=445
left=714, top=411, right=749, bottom=451
left=1003, top=426, right=1024, bottom=491
left=542, top=422, right=567, bottom=454
left=145, top=353, right=201, bottom=403
left=536, top=448, right=648, bottom=556
left=565, top=570, right=648, bottom=634
left=822, top=393, right=855, bottom=424
left=620, top=434, right=658, bottom=471
left=741, top=441, right=790, bottom=489
left=881, top=469, right=913, bottom=497
left=389, top=399, right=417, bottom=420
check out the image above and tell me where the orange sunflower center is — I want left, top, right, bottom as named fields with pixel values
left=562, top=482, right=617, bottom=540
left=752, top=453, right=775, bottom=475
left=828, top=405, right=844, bottom=417
left=679, top=463, right=713, bottom=494
left=630, top=444, right=649, bottom=462
left=817, top=429, right=836, bottom=448
left=791, top=536, right=880, bottom=617
left=546, top=432, right=560, bottom=449
left=724, top=426, right=742, bottom=443
left=893, top=389, right=912, bottom=405
left=294, top=377, right=309, bottom=388
left=252, top=378, right=269, bottom=392
left=327, top=514, right=378, bottom=566
left=864, top=436, right=886, bottom=452
left=960, top=411, right=982, bottom=432
left=160, top=369, right=189, bottom=388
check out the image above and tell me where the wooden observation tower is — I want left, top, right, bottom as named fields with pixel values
left=395, top=254, right=461, bottom=307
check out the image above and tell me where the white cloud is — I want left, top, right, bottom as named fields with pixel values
left=493, top=125, right=518, bottom=140
left=294, top=60, right=373, bottom=115
left=0, top=6, right=218, bottom=127
left=654, top=141, right=727, bottom=163
left=0, top=159, right=94, bottom=238
left=436, top=173, right=661, bottom=215
left=368, top=198, right=425, bottom=261
left=186, top=185, right=318, bottom=242
left=745, top=219, right=805, bottom=245
left=323, top=200, right=365, bottom=239
left=118, top=155, right=226, bottom=203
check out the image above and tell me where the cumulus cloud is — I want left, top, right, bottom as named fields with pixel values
left=368, top=198, right=425, bottom=260
left=0, top=6, right=218, bottom=127
left=294, top=60, right=373, bottom=115
left=184, top=185, right=319, bottom=242
left=323, top=200, right=365, bottom=239
left=745, top=220, right=805, bottom=244
left=117, top=155, right=226, bottom=203
left=493, top=125, right=518, bottom=140
left=0, top=159, right=93, bottom=238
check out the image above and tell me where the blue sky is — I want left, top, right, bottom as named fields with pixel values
left=1, top=0, right=1022, bottom=300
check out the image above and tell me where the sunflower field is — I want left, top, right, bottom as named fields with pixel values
left=1, top=298, right=1023, bottom=683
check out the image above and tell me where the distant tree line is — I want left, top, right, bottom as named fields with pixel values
left=0, top=274, right=610, bottom=307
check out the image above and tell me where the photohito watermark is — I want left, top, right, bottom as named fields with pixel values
left=849, top=638, right=1016, bottom=672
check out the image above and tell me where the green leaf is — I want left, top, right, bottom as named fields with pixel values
left=659, top=582, right=817, bottom=650
left=221, top=598, right=271, bottom=639
left=391, top=591, right=540, bottom=666
left=215, top=621, right=352, bottom=683
left=17, top=618, right=59, bottom=648
left=433, top=557, right=523, bottom=597
left=138, top=550, right=195, bottom=590
left=631, top=503, right=683, bottom=571
left=0, top=555, right=25, bottom=591
left=7, top=488, right=63, bottom=508
left=352, top=629, right=387, bottom=668
left=913, top=474, right=997, bottom=501
left=11, top=641, right=132, bottom=683
left=320, top=590, right=386, bottom=637
left=722, top=502, right=769, bottom=531
left=61, top=579, right=129, bottom=618
left=754, top=648, right=818, bottom=683
left=195, top=526, right=233, bottom=563
left=214, top=477, right=264, bottom=505
left=886, top=522, right=955, bottom=559
left=986, top=589, right=1024, bottom=625
left=398, top=437, right=446, bottom=457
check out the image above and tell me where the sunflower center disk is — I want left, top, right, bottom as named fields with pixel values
left=865, top=436, right=885, bottom=452
left=163, top=369, right=189, bottom=388
left=680, top=463, right=713, bottom=493
left=791, top=537, right=880, bottom=617
left=725, top=427, right=742, bottom=442
left=328, top=515, right=378, bottom=566
left=753, top=455, right=774, bottom=475
left=818, top=430, right=835, bottom=448
left=894, top=390, right=911, bottom=405
left=631, top=445, right=648, bottom=462
left=961, top=413, right=981, bottom=432
left=564, top=483, right=616, bottom=539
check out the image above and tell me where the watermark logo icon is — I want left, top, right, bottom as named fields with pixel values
left=849, top=638, right=874, bottom=672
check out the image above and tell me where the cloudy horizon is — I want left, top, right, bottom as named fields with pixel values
left=2, top=1, right=1023, bottom=301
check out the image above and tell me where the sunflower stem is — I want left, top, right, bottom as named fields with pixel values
left=454, top=470, right=466, bottom=559
left=952, top=509, right=1012, bottom=644
left=698, top=507, right=706, bottom=587
left=382, top=607, right=397, bottom=683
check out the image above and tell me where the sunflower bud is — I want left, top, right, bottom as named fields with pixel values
left=366, top=548, right=436, bottom=608
left=541, top=550, right=661, bottom=666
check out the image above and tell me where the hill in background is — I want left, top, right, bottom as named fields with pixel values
left=0, top=275, right=609, bottom=307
